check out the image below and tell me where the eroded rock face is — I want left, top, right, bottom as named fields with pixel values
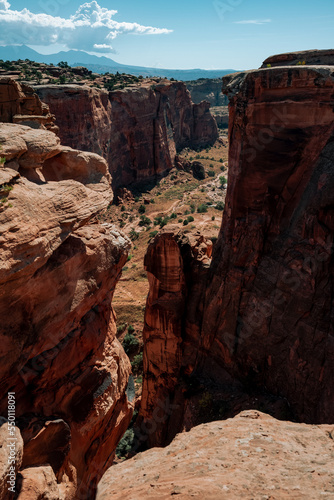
left=97, top=410, right=334, bottom=500
left=199, top=65, right=334, bottom=424
left=261, top=48, right=334, bottom=67
left=138, top=229, right=212, bottom=447
left=0, top=78, right=58, bottom=133
left=138, top=62, right=334, bottom=452
left=0, top=118, right=133, bottom=496
left=185, top=78, right=228, bottom=106
left=36, top=80, right=218, bottom=188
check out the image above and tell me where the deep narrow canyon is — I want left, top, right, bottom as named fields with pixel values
left=0, top=49, right=334, bottom=500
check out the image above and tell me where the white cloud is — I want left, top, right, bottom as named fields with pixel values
left=234, top=19, right=272, bottom=25
left=0, top=1, right=172, bottom=52
left=0, top=0, right=10, bottom=9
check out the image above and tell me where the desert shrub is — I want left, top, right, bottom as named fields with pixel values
left=208, top=170, right=215, bottom=177
left=131, top=352, right=143, bottom=372
left=116, top=428, right=135, bottom=458
left=197, top=203, right=208, bottom=213
left=215, top=202, right=225, bottom=211
left=190, top=203, right=196, bottom=213
left=187, top=215, right=194, bottom=222
left=219, top=176, right=227, bottom=185
left=138, top=204, right=146, bottom=214
left=129, top=229, right=139, bottom=241
left=122, top=333, right=139, bottom=354
left=139, top=215, right=151, bottom=227
left=149, top=230, right=158, bottom=238
left=170, top=212, right=177, bottom=219
left=211, top=216, right=215, bottom=221
left=117, top=323, right=126, bottom=334
left=128, top=324, right=135, bottom=334
left=183, top=219, right=189, bottom=226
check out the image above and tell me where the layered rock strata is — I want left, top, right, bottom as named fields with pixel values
left=199, top=65, right=334, bottom=424
left=139, top=62, right=334, bottom=448
left=0, top=92, right=133, bottom=497
left=97, top=410, right=334, bottom=500
left=0, top=78, right=58, bottom=133
left=138, top=229, right=212, bottom=447
left=36, top=80, right=218, bottom=188
left=262, top=48, right=334, bottom=67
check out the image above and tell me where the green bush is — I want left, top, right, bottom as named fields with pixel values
left=183, top=219, right=189, bottom=226
left=211, top=215, right=215, bottom=221
left=187, top=215, right=194, bottom=222
left=131, top=352, right=143, bottom=372
left=220, top=176, right=227, bottom=185
left=128, top=324, right=135, bottom=334
left=138, top=204, right=146, bottom=214
left=122, top=333, right=139, bottom=354
left=117, top=323, right=126, bottom=334
left=215, top=202, right=225, bottom=211
left=139, top=215, right=151, bottom=227
left=129, top=229, right=139, bottom=241
left=116, top=428, right=135, bottom=458
left=170, top=212, right=177, bottom=219
left=197, top=203, right=208, bottom=213
left=149, top=230, right=159, bottom=238
left=208, top=171, right=215, bottom=177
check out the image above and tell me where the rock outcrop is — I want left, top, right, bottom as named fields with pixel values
left=138, top=229, right=212, bottom=447
left=262, top=48, right=334, bottom=67
left=0, top=78, right=58, bottom=133
left=97, top=410, right=334, bottom=500
left=36, top=80, right=218, bottom=188
left=0, top=82, right=133, bottom=499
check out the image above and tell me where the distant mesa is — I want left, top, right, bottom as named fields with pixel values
left=0, top=45, right=238, bottom=81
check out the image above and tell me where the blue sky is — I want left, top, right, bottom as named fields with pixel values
left=0, top=0, right=333, bottom=69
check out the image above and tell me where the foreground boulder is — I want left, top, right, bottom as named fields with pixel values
left=97, top=410, right=334, bottom=499
left=0, top=85, right=133, bottom=498
left=36, top=80, right=218, bottom=188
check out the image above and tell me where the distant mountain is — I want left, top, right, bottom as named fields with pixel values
left=0, top=45, right=237, bottom=81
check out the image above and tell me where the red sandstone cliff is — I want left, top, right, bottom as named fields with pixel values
left=199, top=64, right=334, bottom=424
left=36, top=80, right=218, bottom=188
left=138, top=59, right=334, bottom=446
left=0, top=82, right=133, bottom=499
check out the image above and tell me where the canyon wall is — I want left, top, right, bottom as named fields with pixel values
left=139, top=59, right=334, bottom=445
left=0, top=81, right=133, bottom=499
left=138, top=229, right=212, bottom=447
left=185, top=78, right=228, bottom=106
left=199, top=64, right=334, bottom=424
left=36, top=80, right=218, bottom=189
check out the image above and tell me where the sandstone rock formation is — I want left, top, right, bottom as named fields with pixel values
left=0, top=84, right=133, bottom=498
left=97, top=410, right=334, bottom=500
left=138, top=60, right=334, bottom=450
left=0, top=78, right=58, bottom=133
left=262, top=48, right=334, bottom=67
left=36, top=80, right=218, bottom=188
left=138, top=229, right=212, bottom=447
left=199, top=64, right=334, bottom=425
